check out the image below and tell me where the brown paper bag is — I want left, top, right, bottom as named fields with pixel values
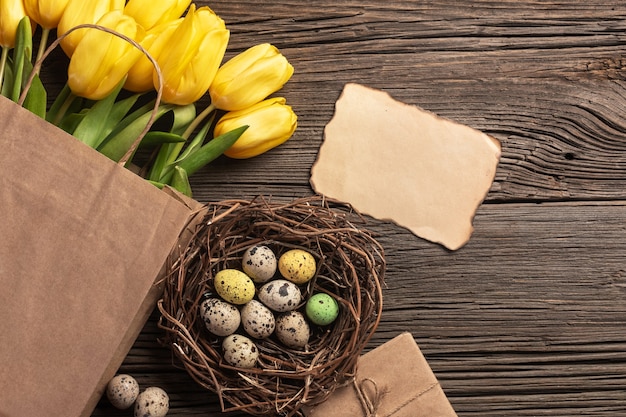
left=304, top=332, right=458, bottom=417
left=0, top=96, right=202, bottom=417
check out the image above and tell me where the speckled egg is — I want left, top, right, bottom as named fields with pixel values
left=214, top=269, right=256, bottom=304
left=278, top=249, right=317, bottom=284
left=258, top=279, right=302, bottom=312
left=199, top=298, right=241, bottom=336
left=242, top=245, right=277, bottom=283
left=305, top=293, right=339, bottom=326
left=134, top=386, right=169, bottom=417
left=275, top=311, right=310, bottom=349
left=106, top=374, right=139, bottom=410
left=241, top=300, right=275, bottom=339
left=222, top=334, right=259, bottom=368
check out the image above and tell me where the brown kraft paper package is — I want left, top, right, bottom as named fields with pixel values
left=304, top=332, right=458, bottom=417
left=0, top=96, right=203, bottom=416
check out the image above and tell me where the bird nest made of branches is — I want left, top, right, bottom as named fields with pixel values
left=158, top=195, right=385, bottom=416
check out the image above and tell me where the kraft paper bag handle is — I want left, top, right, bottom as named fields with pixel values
left=18, top=23, right=163, bottom=167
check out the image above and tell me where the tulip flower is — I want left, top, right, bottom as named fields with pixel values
left=214, top=97, right=297, bottom=159
left=156, top=4, right=229, bottom=105
left=124, top=18, right=181, bottom=93
left=57, top=0, right=124, bottom=57
left=67, top=11, right=144, bottom=100
left=0, top=0, right=28, bottom=48
left=24, top=0, right=69, bottom=29
left=209, top=43, right=294, bottom=112
left=124, top=0, right=190, bottom=31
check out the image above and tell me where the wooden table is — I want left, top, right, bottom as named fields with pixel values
left=92, top=1, right=626, bottom=415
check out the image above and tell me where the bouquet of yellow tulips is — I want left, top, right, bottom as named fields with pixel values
left=0, top=0, right=297, bottom=197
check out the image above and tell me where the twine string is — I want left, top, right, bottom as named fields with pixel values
left=354, top=378, right=385, bottom=417
left=354, top=377, right=441, bottom=417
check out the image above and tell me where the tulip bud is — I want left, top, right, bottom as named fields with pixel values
left=215, top=97, right=297, bottom=159
left=209, top=43, right=294, bottom=112
left=0, top=0, right=28, bottom=48
left=24, top=0, right=70, bottom=29
left=57, top=0, right=124, bottom=56
left=124, top=18, right=181, bottom=93
left=156, top=5, right=229, bottom=105
left=67, top=11, right=144, bottom=100
left=124, top=0, right=190, bottom=31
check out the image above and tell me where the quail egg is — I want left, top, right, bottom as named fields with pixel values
left=199, top=297, right=241, bottom=337
left=275, top=311, right=310, bottom=349
left=258, top=279, right=302, bottom=312
left=222, top=334, right=259, bottom=368
left=278, top=249, right=316, bottom=284
left=241, top=300, right=275, bottom=339
left=242, top=245, right=277, bottom=283
left=214, top=269, right=256, bottom=305
left=305, top=293, right=340, bottom=326
left=134, top=386, right=169, bottom=417
left=106, top=374, right=139, bottom=410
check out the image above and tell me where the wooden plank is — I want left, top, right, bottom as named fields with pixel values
left=180, top=0, right=626, bottom=203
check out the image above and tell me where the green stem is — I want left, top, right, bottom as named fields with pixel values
left=182, top=103, right=216, bottom=139
left=51, top=91, right=77, bottom=126
left=35, top=28, right=50, bottom=72
left=0, top=47, right=8, bottom=93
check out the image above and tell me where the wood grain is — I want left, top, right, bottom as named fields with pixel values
left=84, top=1, right=626, bottom=416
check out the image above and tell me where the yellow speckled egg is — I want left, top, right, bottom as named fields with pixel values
left=278, top=249, right=316, bottom=284
left=214, top=269, right=255, bottom=305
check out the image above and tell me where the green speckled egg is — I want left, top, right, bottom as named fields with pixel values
left=214, top=269, right=255, bottom=305
left=278, top=249, right=316, bottom=284
left=305, top=293, right=339, bottom=326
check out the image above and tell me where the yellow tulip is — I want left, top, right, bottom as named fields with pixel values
left=57, top=0, right=124, bottom=57
left=124, top=18, right=181, bottom=93
left=67, top=11, right=144, bottom=100
left=215, top=97, right=297, bottom=159
left=156, top=4, right=229, bottom=105
left=24, top=0, right=70, bottom=29
left=209, top=43, right=294, bottom=112
left=124, top=0, right=190, bottom=31
left=0, top=0, right=27, bottom=48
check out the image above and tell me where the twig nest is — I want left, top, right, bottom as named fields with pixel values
left=158, top=196, right=385, bottom=417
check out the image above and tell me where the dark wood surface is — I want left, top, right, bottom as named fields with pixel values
left=92, top=1, right=626, bottom=415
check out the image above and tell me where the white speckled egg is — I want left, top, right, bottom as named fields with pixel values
left=222, top=334, right=259, bottom=368
left=258, top=279, right=302, bottom=312
left=241, top=300, right=275, bottom=339
left=214, top=269, right=256, bottom=304
left=134, top=386, right=169, bottom=417
left=278, top=249, right=316, bottom=284
left=242, top=245, right=277, bottom=283
left=199, top=298, right=241, bottom=337
left=275, top=311, right=310, bottom=349
left=106, top=374, right=139, bottom=410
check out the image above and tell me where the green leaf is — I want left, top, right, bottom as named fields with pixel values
left=170, top=103, right=196, bottom=136
left=1, top=55, right=14, bottom=97
left=152, top=117, right=212, bottom=182
left=10, top=17, right=32, bottom=102
left=146, top=104, right=197, bottom=181
left=169, top=166, right=192, bottom=197
left=140, top=131, right=187, bottom=147
left=72, top=80, right=125, bottom=148
left=20, top=58, right=46, bottom=118
left=97, top=103, right=175, bottom=162
left=176, top=125, right=248, bottom=177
